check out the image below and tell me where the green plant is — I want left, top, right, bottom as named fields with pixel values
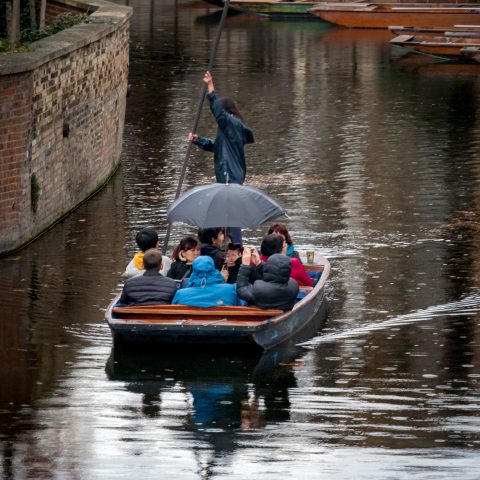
left=21, top=13, right=89, bottom=44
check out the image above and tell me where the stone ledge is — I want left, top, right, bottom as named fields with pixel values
left=0, top=0, right=132, bottom=75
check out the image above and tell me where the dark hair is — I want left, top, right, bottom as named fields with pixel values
left=171, top=236, right=199, bottom=261
left=136, top=228, right=158, bottom=252
left=260, top=234, right=284, bottom=258
left=221, top=97, right=245, bottom=124
left=227, top=243, right=243, bottom=254
left=198, top=227, right=224, bottom=245
left=267, top=223, right=293, bottom=246
left=142, top=248, right=163, bottom=271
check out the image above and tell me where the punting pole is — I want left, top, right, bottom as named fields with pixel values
left=162, top=0, right=231, bottom=254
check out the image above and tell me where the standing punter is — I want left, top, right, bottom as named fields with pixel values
left=189, top=71, right=255, bottom=245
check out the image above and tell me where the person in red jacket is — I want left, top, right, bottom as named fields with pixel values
left=259, top=235, right=313, bottom=287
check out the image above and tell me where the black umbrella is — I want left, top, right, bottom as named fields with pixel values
left=166, top=183, right=286, bottom=228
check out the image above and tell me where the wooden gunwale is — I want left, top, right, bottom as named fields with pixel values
left=390, top=33, right=480, bottom=56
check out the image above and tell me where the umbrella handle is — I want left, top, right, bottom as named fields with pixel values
left=162, top=0, right=232, bottom=255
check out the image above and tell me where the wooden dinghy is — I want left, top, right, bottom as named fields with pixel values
left=106, top=254, right=330, bottom=350
left=308, top=2, right=480, bottom=29
left=390, top=32, right=480, bottom=57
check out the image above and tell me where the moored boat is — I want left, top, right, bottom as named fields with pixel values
left=390, top=32, right=480, bottom=57
left=388, top=24, right=480, bottom=37
left=309, top=2, right=480, bottom=29
left=227, top=0, right=318, bottom=16
left=106, top=253, right=330, bottom=350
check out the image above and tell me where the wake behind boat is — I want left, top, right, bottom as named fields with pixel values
left=106, top=253, right=330, bottom=350
left=309, top=2, right=480, bottom=29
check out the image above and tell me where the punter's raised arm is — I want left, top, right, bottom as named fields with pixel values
left=203, top=70, right=214, bottom=93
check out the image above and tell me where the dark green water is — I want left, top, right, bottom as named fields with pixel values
left=2, top=1, right=480, bottom=478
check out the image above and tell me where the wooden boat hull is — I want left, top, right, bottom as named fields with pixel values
left=106, top=256, right=330, bottom=350
left=228, top=0, right=317, bottom=16
left=390, top=33, right=480, bottom=57
left=388, top=25, right=480, bottom=37
left=309, top=3, right=480, bottom=29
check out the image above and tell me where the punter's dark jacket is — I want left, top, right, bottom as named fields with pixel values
left=193, top=91, right=254, bottom=185
left=119, top=270, right=177, bottom=306
left=236, top=254, right=299, bottom=311
left=200, top=242, right=225, bottom=271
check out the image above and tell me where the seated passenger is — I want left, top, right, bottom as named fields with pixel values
left=123, top=227, right=172, bottom=278
left=260, top=234, right=313, bottom=287
left=236, top=248, right=299, bottom=311
left=267, top=222, right=301, bottom=261
left=167, top=235, right=200, bottom=281
left=198, top=227, right=226, bottom=271
left=225, top=243, right=243, bottom=284
left=172, top=256, right=242, bottom=308
left=119, top=249, right=177, bottom=306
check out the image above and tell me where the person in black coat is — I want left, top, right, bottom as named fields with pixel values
left=198, top=227, right=226, bottom=271
left=236, top=249, right=299, bottom=311
left=225, top=243, right=243, bottom=284
left=167, top=235, right=200, bottom=281
left=119, top=249, right=177, bottom=306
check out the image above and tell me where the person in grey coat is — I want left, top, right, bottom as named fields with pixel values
left=236, top=248, right=299, bottom=311
left=119, top=249, right=177, bottom=306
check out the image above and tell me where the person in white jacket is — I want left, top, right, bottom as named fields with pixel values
left=123, top=228, right=171, bottom=278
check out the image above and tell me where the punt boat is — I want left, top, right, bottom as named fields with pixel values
left=226, top=0, right=318, bottom=17
left=308, top=2, right=480, bottom=29
left=390, top=31, right=480, bottom=57
left=388, top=24, right=480, bottom=37
left=106, top=253, right=330, bottom=350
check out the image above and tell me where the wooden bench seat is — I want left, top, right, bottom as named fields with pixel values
left=112, top=304, right=284, bottom=323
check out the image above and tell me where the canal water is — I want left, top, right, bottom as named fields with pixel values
left=2, top=0, right=480, bottom=477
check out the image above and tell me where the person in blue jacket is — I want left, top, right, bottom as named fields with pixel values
left=188, top=71, right=254, bottom=245
left=172, top=256, right=243, bottom=308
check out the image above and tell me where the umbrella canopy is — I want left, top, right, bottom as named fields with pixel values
left=166, top=183, right=286, bottom=229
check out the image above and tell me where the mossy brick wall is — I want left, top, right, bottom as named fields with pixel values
left=0, top=0, right=131, bottom=255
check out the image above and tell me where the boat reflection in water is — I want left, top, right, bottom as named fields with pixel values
left=106, top=303, right=327, bottom=439
left=391, top=52, right=480, bottom=74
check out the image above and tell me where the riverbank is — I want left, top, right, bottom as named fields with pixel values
left=0, top=0, right=132, bottom=256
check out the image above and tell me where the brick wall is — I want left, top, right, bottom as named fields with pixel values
left=0, top=73, right=32, bottom=247
left=0, top=0, right=131, bottom=255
